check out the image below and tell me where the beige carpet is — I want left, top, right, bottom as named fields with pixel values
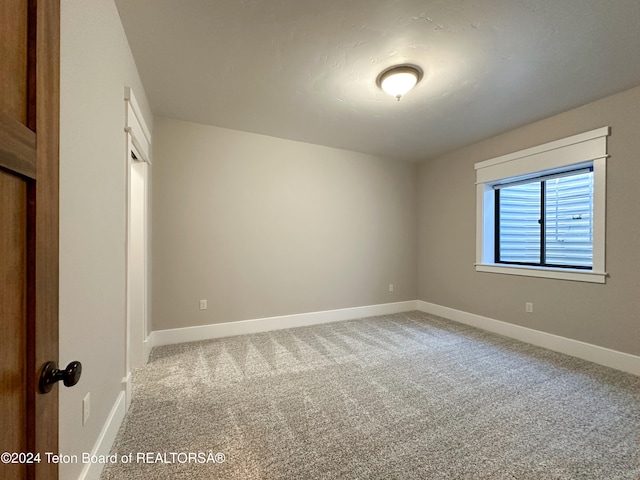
left=101, top=311, right=640, bottom=479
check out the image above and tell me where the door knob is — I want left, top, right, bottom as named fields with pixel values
left=39, top=361, right=82, bottom=394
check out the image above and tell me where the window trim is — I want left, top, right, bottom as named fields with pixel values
left=475, top=127, right=609, bottom=284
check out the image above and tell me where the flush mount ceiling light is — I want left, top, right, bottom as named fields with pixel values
left=377, top=65, right=422, bottom=101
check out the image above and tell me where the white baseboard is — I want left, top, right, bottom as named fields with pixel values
left=144, top=336, right=152, bottom=362
left=147, top=299, right=639, bottom=375
left=150, top=301, right=418, bottom=347
left=122, top=372, right=132, bottom=412
left=417, top=300, right=640, bottom=376
left=77, top=391, right=126, bottom=480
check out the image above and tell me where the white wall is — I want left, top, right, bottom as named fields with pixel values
left=152, top=117, right=418, bottom=332
left=59, top=1, right=153, bottom=478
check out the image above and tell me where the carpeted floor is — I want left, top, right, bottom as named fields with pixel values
left=101, top=311, right=640, bottom=479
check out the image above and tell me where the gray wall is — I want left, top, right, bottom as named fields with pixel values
left=152, top=117, right=418, bottom=331
left=417, top=85, right=640, bottom=356
left=59, top=1, right=153, bottom=478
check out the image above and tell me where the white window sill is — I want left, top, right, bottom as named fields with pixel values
left=475, top=263, right=607, bottom=284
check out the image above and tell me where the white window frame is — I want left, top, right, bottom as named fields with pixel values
left=475, top=127, right=610, bottom=284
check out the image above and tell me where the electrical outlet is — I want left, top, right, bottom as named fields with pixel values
left=199, top=299, right=207, bottom=310
left=525, top=302, right=534, bottom=313
left=388, top=284, right=394, bottom=292
left=82, top=392, right=90, bottom=425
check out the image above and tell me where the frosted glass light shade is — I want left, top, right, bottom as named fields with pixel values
left=378, top=66, right=420, bottom=100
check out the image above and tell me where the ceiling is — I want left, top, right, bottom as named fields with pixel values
left=115, top=0, right=640, bottom=162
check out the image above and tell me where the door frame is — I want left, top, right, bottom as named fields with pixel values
left=124, top=87, right=151, bottom=408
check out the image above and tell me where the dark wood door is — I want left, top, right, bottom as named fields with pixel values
left=1, top=1, right=60, bottom=479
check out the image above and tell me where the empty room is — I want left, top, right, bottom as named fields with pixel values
left=2, top=1, right=639, bottom=479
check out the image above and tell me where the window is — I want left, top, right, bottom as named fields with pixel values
left=475, top=127, right=609, bottom=283
left=495, top=167, right=593, bottom=269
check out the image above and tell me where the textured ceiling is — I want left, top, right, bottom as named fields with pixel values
left=115, top=0, right=640, bottom=162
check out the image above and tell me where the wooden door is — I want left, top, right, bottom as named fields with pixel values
left=0, top=1, right=60, bottom=479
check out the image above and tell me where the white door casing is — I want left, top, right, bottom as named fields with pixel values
left=124, top=87, right=151, bottom=409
